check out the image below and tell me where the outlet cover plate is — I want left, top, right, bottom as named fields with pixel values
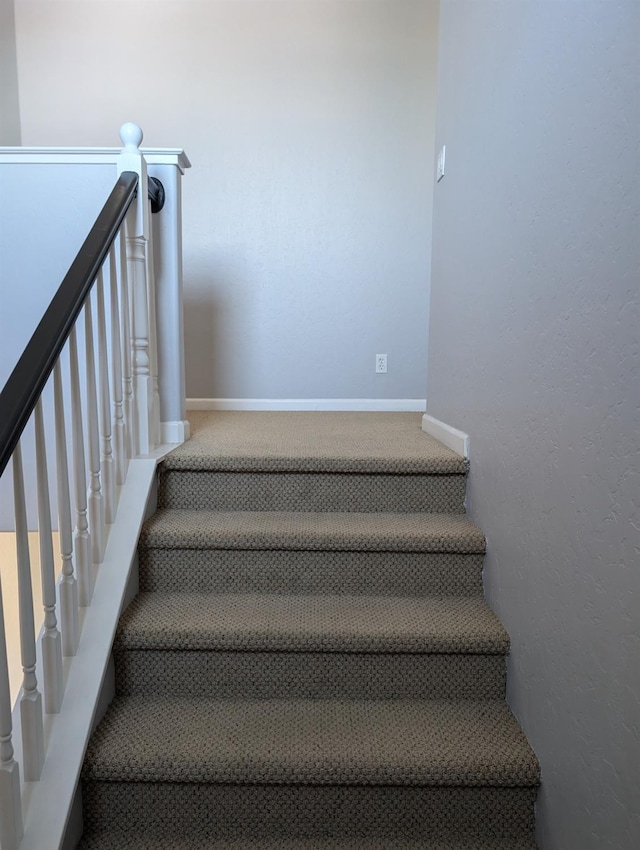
left=376, top=354, right=387, bottom=373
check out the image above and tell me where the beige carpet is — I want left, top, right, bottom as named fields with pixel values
left=163, top=412, right=468, bottom=474
left=79, top=412, right=539, bottom=849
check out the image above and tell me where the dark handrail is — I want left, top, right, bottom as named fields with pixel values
left=0, top=171, right=139, bottom=478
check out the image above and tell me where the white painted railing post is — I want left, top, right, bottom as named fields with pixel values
left=109, top=245, right=127, bottom=485
left=84, top=297, right=105, bottom=563
left=34, top=398, right=64, bottom=715
left=0, top=576, right=23, bottom=850
left=118, top=231, right=136, bottom=462
left=68, top=326, right=93, bottom=606
left=54, top=359, right=79, bottom=656
left=96, top=269, right=116, bottom=523
left=118, top=122, right=157, bottom=456
left=12, top=443, right=45, bottom=781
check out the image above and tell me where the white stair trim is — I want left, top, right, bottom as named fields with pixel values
left=160, top=419, right=191, bottom=443
left=421, top=413, right=469, bottom=458
left=13, top=457, right=159, bottom=850
left=187, top=398, right=427, bottom=412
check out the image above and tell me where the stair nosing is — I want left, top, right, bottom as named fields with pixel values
left=83, top=696, right=540, bottom=788
left=139, top=510, right=486, bottom=554
left=160, top=456, right=469, bottom=476
left=115, top=592, right=509, bottom=655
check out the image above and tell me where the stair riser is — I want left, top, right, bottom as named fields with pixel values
left=139, top=550, right=485, bottom=595
left=158, top=471, right=467, bottom=514
left=82, top=782, right=537, bottom=841
left=80, top=836, right=540, bottom=850
left=114, top=650, right=506, bottom=701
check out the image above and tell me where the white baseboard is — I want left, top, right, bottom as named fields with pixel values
left=160, top=419, right=191, bottom=443
left=187, top=398, right=427, bottom=412
left=421, top=413, right=469, bottom=458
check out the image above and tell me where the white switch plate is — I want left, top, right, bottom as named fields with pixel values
left=436, top=145, right=446, bottom=182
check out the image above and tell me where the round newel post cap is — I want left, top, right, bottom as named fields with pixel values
left=120, top=122, right=143, bottom=151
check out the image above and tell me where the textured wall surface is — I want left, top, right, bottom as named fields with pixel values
left=0, top=163, right=116, bottom=387
left=0, top=163, right=118, bottom=529
left=13, top=0, right=439, bottom=401
left=427, top=2, right=639, bottom=849
left=0, top=0, right=20, bottom=145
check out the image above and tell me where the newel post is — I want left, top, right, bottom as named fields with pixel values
left=117, top=123, right=158, bottom=455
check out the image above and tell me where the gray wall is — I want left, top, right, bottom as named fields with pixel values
left=0, top=162, right=121, bottom=530
left=0, top=0, right=20, bottom=144
left=13, top=0, right=439, bottom=402
left=0, top=163, right=116, bottom=387
left=427, top=2, right=639, bottom=848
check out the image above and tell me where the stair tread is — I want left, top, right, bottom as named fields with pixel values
left=116, top=593, right=509, bottom=654
left=162, top=411, right=468, bottom=475
left=140, top=510, right=486, bottom=553
left=78, top=835, right=538, bottom=849
left=84, top=696, right=539, bottom=787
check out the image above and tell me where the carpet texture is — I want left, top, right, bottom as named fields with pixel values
left=115, top=593, right=509, bottom=654
left=79, top=412, right=539, bottom=848
left=158, top=469, right=468, bottom=513
left=115, top=649, right=507, bottom=701
left=140, top=510, right=486, bottom=553
left=138, top=549, right=486, bottom=595
left=81, top=784, right=538, bottom=843
left=79, top=838, right=539, bottom=850
left=161, top=412, right=469, bottom=474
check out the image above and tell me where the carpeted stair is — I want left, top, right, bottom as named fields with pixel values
left=79, top=412, right=539, bottom=848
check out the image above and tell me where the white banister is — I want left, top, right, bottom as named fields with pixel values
left=0, top=575, right=23, bottom=850
left=53, top=359, right=79, bottom=657
left=109, top=245, right=127, bottom=486
left=0, top=123, right=190, bottom=850
left=84, top=297, right=105, bottom=563
left=96, top=269, right=116, bottom=524
left=68, top=326, right=93, bottom=606
left=34, top=399, right=63, bottom=715
left=12, top=443, right=44, bottom=782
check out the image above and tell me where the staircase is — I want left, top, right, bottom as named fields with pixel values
left=78, top=411, right=540, bottom=849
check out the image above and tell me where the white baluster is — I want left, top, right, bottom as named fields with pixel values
left=0, top=574, right=23, bottom=850
left=68, top=325, right=93, bottom=606
left=126, top=222, right=154, bottom=455
left=119, top=230, right=135, bottom=461
left=109, top=245, right=127, bottom=484
left=54, top=360, right=79, bottom=656
left=85, top=297, right=105, bottom=562
left=145, top=219, right=162, bottom=446
left=12, top=443, right=44, bottom=781
left=34, top=398, right=63, bottom=714
left=96, top=268, right=116, bottom=523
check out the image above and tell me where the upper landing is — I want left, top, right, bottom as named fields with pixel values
left=163, top=412, right=468, bottom=475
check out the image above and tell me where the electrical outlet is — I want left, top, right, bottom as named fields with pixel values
left=376, top=354, right=387, bottom=373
